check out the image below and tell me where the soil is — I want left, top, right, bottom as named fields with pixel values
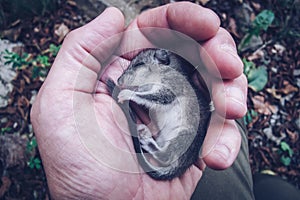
left=0, top=0, right=299, bottom=199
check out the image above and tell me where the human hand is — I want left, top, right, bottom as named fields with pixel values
left=31, top=2, right=247, bottom=199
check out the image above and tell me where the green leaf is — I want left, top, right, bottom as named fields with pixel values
left=247, top=66, right=268, bottom=92
left=33, top=158, right=42, bottom=169
left=49, top=44, right=61, bottom=57
left=253, top=10, right=275, bottom=31
left=243, top=113, right=251, bottom=125
left=250, top=109, right=258, bottom=117
left=280, top=156, right=291, bottom=166
left=280, top=141, right=293, bottom=157
left=243, top=109, right=258, bottom=125
left=28, top=157, right=35, bottom=169
left=243, top=58, right=255, bottom=75
left=36, top=55, right=50, bottom=67
left=32, top=66, right=40, bottom=79
left=238, top=10, right=275, bottom=52
left=27, top=157, right=42, bottom=170
left=2, top=50, right=31, bottom=69
left=243, top=59, right=268, bottom=92
left=1, top=127, right=12, bottom=134
left=239, top=33, right=253, bottom=51
left=27, top=137, right=38, bottom=152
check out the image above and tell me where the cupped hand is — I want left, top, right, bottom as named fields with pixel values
left=31, top=2, right=247, bottom=199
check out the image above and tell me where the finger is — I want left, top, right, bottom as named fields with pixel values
left=44, top=7, right=125, bottom=92
left=212, top=74, right=248, bottom=119
left=137, top=2, right=220, bottom=41
left=118, top=2, right=220, bottom=60
left=201, top=28, right=244, bottom=79
left=201, top=115, right=242, bottom=170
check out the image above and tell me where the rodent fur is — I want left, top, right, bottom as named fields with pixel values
left=107, top=48, right=212, bottom=180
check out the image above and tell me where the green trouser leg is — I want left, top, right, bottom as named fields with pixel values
left=191, top=120, right=255, bottom=200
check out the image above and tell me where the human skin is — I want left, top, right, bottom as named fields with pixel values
left=31, top=2, right=247, bottom=200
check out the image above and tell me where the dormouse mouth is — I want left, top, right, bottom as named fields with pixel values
left=106, top=79, right=159, bottom=140
left=129, top=101, right=159, bottom=138
left=129, top=101, right=150, bottom=125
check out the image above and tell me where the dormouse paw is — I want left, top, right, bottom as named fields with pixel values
left=137, top=124, right=160, bottom=153
left=118, top=89, right=135, bottom=103
left=137, top=124, right=152, bottom=138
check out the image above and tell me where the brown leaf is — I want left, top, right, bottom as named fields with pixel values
left=280, top=80, right=298, bottom=94
left=67, top=0, right=77, bottom=6
left=276, top=166, right=288, bottom=173
left=16, top=79, right=25, bottom=94
left=228, top=17, right=240, bottom=38
left=16, top=96, right=30, bottom=120
left=268, top=104, right=278, bottom=114
left=286, top=170, right=300, bottom=176
left=247, top=49, right=265, bottom=61
left=286, top=129, right=299, bottom=144
left=258, top=149, right=271, bottom=166
left=39, top=37, right=51, bottom=47
left=266, top=87, right=282, bottom=99
left=1, top=26, right=22, bottom=42
left=0, top=176, right=11, bottom=198
left=0, top=135, right=31, bottom=169
left=251, top=2, right=261, bottom=11
left=252, top=95, right=278, bottom=115
left=54, top=23, right=70, bottom=43
left=0, top=106, right=17, bottom=114
left=22, top=73, right=31, bottom=84
left=197, top=0, right=211, bottom=5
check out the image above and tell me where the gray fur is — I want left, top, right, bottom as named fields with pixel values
left=107, top=49, right=212, bottom=180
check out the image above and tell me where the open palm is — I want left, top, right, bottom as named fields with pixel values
left=31, top=3, right=247, bottom=199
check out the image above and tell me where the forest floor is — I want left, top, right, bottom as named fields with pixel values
left=0, top=0, right=299, bottom=199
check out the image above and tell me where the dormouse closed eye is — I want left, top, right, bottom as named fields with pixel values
left=132, top=62, right=145, bottom=68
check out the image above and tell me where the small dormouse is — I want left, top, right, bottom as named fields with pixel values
left=107, top=49, right=213, bottom=180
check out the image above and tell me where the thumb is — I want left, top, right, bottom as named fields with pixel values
left=44, top=7, right=124, bottom=92
left=30, top=7, right=127, bottom=176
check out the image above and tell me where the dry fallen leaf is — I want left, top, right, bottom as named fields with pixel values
left=286, top=129, right=299, bottom=144
left=252, top=95, right=278, bottom=115
left=228, top=17, right=240, bottom=38
left=247, top=49, right=265, bottom=61
left=197, top=0, right=211, bottom=5
left=67, top=0, right=77, bottom=6
left=273, top=43, right=286, bottom=55
left=266, top=87, right=282, bottom=99
left=251, top=2, right=261, bottom=11
left=263, top=127, right=286, bottom=145
left=280, top=80, right=298, bottom=94
left=0, top=176, right=11, bottom=198
left=54, top=23, right=70, bottom=43
left=0, top=134, right=33, bottom=169
left=258, top=149, right=271, bottom=166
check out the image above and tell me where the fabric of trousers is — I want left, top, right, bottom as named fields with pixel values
left=191, top=120, right=255, bottom=200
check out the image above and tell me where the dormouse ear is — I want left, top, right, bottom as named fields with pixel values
left=154, top=49, right=170, bottom=65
